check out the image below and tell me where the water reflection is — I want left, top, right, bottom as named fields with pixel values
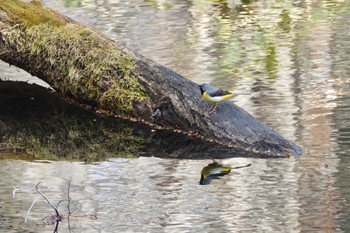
left=0, top=81, right=147, bottom=161
left=199, top=160, right=231, bottom=185
left=2, top=157, right=342, bottom=232
left=199, top=160, right=251, bottom=185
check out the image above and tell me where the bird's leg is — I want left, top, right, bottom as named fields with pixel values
left=208, top=103, right=218, bottom=115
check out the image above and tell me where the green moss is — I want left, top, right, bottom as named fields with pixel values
left=0, top=0, right=66, bottom=27
left=3, top=20, right=149, bottom=114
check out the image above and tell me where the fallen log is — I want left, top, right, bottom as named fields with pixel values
left=0, top=0, right=304, bottom=157
left=0, top=81, right=247, bottom=160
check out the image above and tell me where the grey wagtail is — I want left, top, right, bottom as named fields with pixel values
left=199, top=161, right=252, bottom=185
left=199, top=161, right=231, bottom=185
left=199, top=84, right=233, bottom=114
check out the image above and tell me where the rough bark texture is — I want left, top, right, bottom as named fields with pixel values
left=0, top=0, right=304, bottom=158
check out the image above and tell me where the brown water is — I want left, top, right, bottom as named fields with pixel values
left=1, top=0, right=350, bottom=232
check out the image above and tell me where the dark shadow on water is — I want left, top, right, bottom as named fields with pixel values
left=0, top=81, right=250, bottom=162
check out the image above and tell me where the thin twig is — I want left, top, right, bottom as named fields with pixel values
left=12, top=188, right=20, bottom=198
left=67, top=177, right=72, bottom=215
left=25, top=195, right=41, bottom=223
left=56, top=199, right=69, bottom=209
left=67, top=177, right=72, bottom=233
left=21, top=181, right=55, bottom=223
left=37, top=181, right=54, bottom=192
left=18, top=180, right=72, bottom=232
left=35, top=181, right=63, bottom=233
left=53, top=220, right=59, bottom=233
left=35, top=181, right=59, bottom=216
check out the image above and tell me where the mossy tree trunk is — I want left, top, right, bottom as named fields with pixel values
left=0, top=0, right=304, bottom=157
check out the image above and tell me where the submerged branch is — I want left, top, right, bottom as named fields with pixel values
left=25, top=195, right=41, bottom=224
left=35, top=181, right=60, bottom=217
left=67, top=177, right=72, bottom=233
left=14, top=180, right=74, bottom=232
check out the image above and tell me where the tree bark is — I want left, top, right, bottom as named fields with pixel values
left=0, top=0, right=304, bottom=157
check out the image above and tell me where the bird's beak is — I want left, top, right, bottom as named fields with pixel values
left=199, top=85, right=204, bottom=94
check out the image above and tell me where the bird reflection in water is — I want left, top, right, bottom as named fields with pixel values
left=199, top=161, right=251, bottom=185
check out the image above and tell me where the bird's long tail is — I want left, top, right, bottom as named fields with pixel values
left=231, top=164, right=252, bottom=170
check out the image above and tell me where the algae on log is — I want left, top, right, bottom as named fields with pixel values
left=0, top=0, right=304, bottom=158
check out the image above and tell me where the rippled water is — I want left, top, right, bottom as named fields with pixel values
left=1, top=0, right=350, bottom=232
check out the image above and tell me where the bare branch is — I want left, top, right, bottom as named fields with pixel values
left=67, top=177, right=72, bottom=233
left=35, top=181, right=59, bottom=216
left=15, top=180, right=73, bottom=232
left=56, top=199, right=69, bottom=209
left=67, top=177, right=72, bottom=215
left=25, top=195, right=40, bottom=223
left=53, top=220, right=59, bottom=233
left=12, top=188, right=20, bottom=198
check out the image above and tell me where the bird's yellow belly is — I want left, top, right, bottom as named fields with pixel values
left=202, top=92, right=233, bottom=103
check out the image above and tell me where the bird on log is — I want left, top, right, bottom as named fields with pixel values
left=199, top=84, right=234, bottom=114
left=0, top=0, right=304, bottom=158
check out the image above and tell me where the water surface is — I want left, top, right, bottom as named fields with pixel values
left=1, top=0, right=350, bottom=232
